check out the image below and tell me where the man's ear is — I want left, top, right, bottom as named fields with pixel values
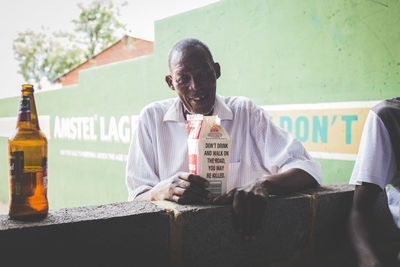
left=165, top=75, right=175, bottom=91
left=214, top=62, right=221, bottom=79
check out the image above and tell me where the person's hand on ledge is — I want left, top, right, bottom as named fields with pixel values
left=213, top=179, right=269, bottom=241
left=136, top=172, right=212, bottom=204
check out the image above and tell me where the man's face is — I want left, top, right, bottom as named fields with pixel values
left=166, top=46, right=220, bottom=115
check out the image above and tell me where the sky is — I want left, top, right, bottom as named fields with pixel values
left=0, top=0, right=219, bottom=99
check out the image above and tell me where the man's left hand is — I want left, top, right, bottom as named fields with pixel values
left=213, top=179, right=269, bottom=240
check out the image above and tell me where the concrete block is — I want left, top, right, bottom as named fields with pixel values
left=0, top=201, right=170, bottom=267
left=155, top=193, right=313, bottom=267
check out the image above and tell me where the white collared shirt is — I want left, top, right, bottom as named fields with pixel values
left=350, top=110, right=400, bottom=228
left=126, top=94, right=322, bottom=200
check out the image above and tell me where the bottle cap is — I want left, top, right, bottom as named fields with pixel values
left=22, top=84, right=34, bottom=92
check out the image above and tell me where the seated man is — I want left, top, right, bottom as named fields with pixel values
left=126, top=38, right=321, bottom=240
left=349, top=97, right=400, bottom=267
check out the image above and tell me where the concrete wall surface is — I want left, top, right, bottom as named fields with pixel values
left=0, top=184, right=399, bottom=267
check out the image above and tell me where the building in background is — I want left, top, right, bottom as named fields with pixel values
left=53, top=35, right=153, bottom=87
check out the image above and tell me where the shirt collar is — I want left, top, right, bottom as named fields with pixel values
left=163, top=97, right=185, bottom=122
left=213, top=94, right=233, bottom=120
left=163, top=94, right=233, bottom=122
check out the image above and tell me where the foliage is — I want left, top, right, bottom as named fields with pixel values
left=13, top=29, right=84, bottom=89
left=73, top=0, right=127, bottom=59
left=12, top=0, right=126, bottom=89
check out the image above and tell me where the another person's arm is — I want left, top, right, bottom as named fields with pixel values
left=348, top=110, right=397, bottom=266
left=349, top=183, right=383, bottom=267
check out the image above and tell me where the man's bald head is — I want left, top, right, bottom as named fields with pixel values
left=165, top=38, right=220, bottom=115
left=168, top=38, right=214, bottom=69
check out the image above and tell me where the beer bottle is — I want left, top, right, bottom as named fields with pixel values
left=8, top=84, right=48, bottom=220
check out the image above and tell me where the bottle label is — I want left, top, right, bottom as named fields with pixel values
left=9, top=151, right=24, bottom=178
left=42, top=157, right=48, bottom=189
left=9, top=151, right=24, bottom=196
left=18, top=96, right=31, bottom=121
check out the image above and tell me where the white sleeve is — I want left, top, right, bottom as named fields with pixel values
left=125, top=110, right=160, bottom=201
left=350, top=110, right=397, bottom=189
left=250, top=104, right=322, bottom=185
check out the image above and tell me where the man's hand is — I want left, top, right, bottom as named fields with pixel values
left=138, top=172, right=212, bottom=204
left=214, top=179, right=269, bottom=240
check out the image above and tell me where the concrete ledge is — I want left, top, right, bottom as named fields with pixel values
left=155, top=183, right=400, bottom=267
left=0, top=201, right=170, bottom=267
left=0, top=184, right=399, bottom=267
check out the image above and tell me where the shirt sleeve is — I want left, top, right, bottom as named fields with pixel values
left=126, top=110, right=160, bottom=201
left=250, top=103, right=322, bottom=185
left=350, top=110, right=397, bottom=189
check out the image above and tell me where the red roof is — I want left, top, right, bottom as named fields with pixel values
left=53, top=35, right=153, bottom=86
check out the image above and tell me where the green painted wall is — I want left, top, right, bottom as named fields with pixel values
left=1, top=0, right=399, bottom=209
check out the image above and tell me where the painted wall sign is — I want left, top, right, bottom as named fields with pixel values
left=263, top=100, right=380, bottom=161
left=53, top=115, right=139, bottom=143
left=0, top=115, right=139, bottom=162
left=1, top=101, right=380, bottom=162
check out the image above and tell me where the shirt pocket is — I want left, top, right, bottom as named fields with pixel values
left=227, top=161, right=241, bottom=192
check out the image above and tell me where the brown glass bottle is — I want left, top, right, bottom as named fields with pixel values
left=8, top=84, right=48, bottom=220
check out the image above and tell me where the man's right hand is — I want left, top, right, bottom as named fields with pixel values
left=146, top=172, right=212, bottom=204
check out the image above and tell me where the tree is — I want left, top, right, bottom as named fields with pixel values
left=13, top=29, right=84, bottom=89
left=12, top=0, right=126, bottom=89
left=73, top=0, right=127, bottom=59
